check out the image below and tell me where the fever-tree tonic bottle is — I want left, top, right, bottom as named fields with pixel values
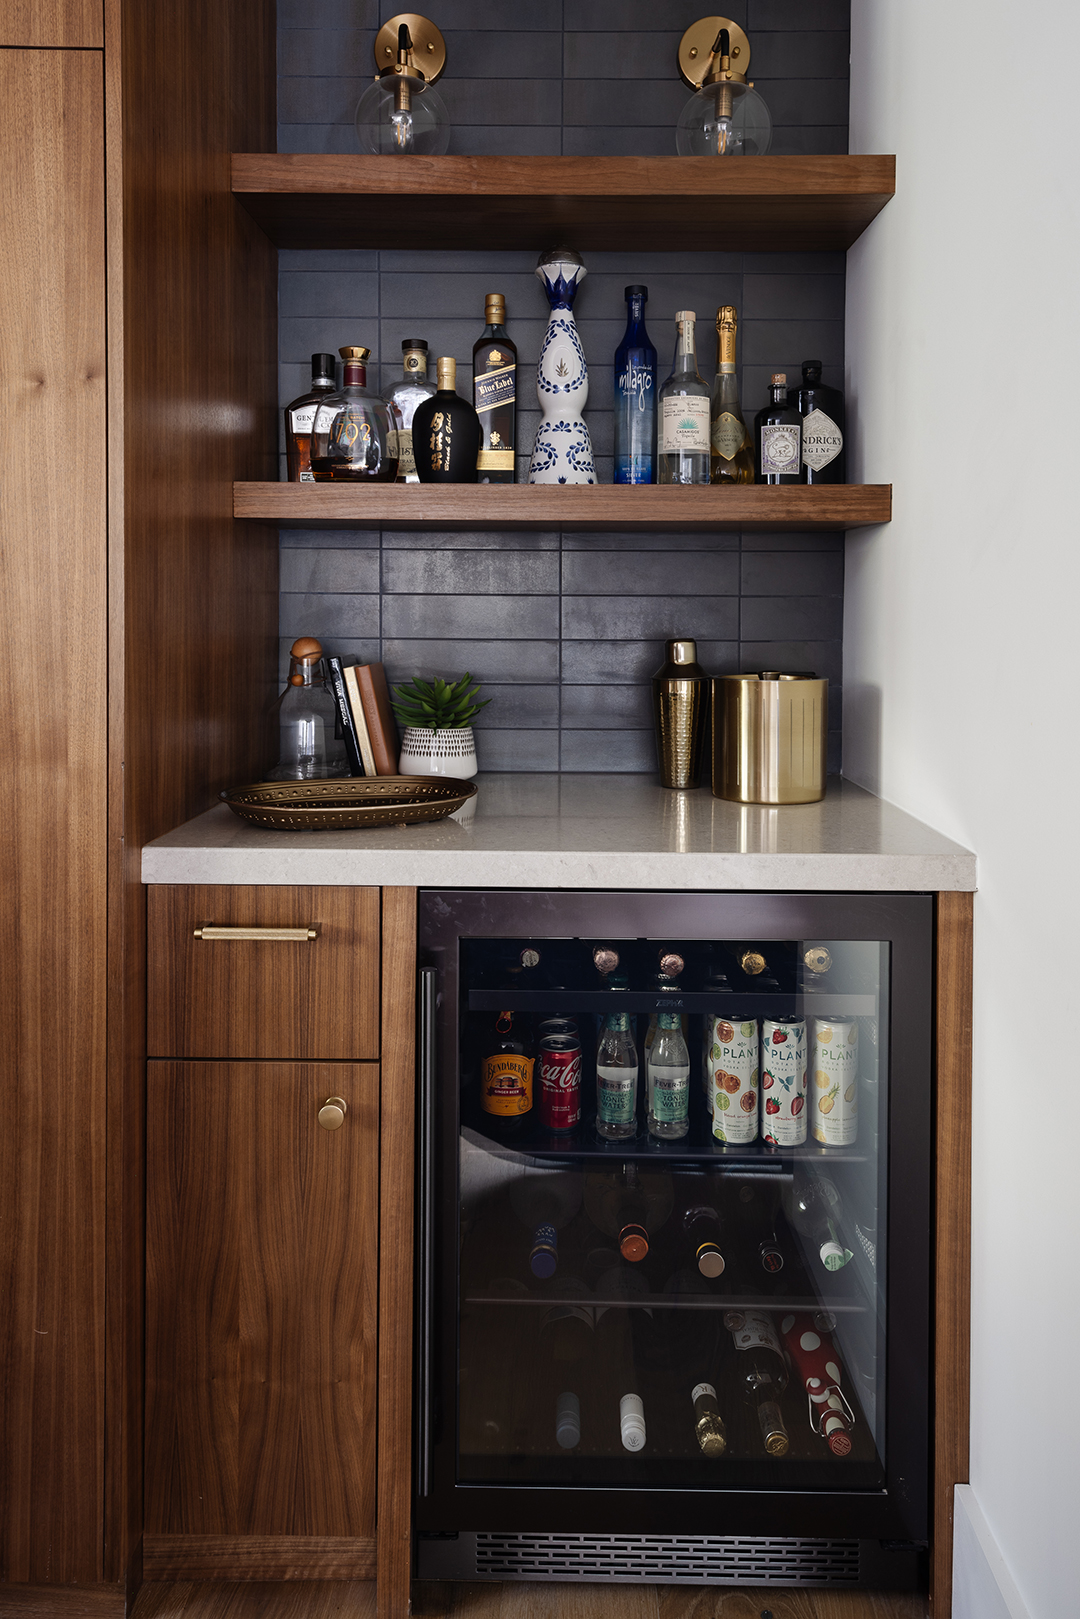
left=710, top=307, right=754, bottom=484
left=472, top=294, right=516, bottom=482
left=658, top=312, right=711, bottom=485
left=614, top=284, right=657, bottom=483
left=647, top=1011, right=691, bottom=1139
left=595, top=1007, right=639, bottom=1140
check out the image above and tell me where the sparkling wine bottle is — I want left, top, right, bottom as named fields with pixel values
left=658, top=311, right=710, bottom=485
left=710, top=306, right=754, bottom=484
left=613, top=284, right=657, bottom=484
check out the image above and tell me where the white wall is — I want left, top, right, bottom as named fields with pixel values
left=846, top=2, right=1080, bottom=1615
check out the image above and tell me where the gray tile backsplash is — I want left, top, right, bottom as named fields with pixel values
left=276, top=2, right=849, bottom=773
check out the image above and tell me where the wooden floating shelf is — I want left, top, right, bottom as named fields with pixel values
left=235, top=482, right=892, bottom=533
left=232, top=154, right=895, bottom=253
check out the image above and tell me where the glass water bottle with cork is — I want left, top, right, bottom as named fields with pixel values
left=267, top=637, right=350, bottom=781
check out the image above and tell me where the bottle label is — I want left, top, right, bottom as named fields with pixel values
left=395, top=428, right=415, bottom=477
left=597, top=1065, right=636, bottom=1124
left=618, top=358, right=655, bottom=413
left=298, top=467, right=315, bottom=483
left=661, top=395, right=710, bottom=454
left=726, top=1308, right=783, bottom=1357
left=711, top=411, right=747, bottom=461
left=650, top=1067, right=689, bottom=1122
left=481, top=1052, right=533, bottom=1116
left=289, top=402, right=319, bottom=433
left=801, top=408, right=843, bottom=470
left=477, top=448, right=515, bottom=471
left=692, top=1382, right=717, bottom=1405
left=760, top=422, right=801, bottom=476
left=475, top=363, right=516, bottom=413
left=426, top=409, right=454, bottom=474
left=404, top=353, right=427, bottom=376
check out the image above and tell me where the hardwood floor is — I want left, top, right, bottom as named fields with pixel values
left=132, top=1583, right=926, bottom=1619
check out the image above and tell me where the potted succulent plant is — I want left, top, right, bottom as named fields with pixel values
left=391, top=672, right=490, bottom=779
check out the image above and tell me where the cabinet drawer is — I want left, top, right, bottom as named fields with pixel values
left=148, top=885, right=379, bottom=1059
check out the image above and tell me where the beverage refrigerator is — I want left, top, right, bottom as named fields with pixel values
left=414, top=890, right=932, bottom=1592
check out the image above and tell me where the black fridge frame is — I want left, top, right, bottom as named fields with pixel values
left=415, top=888, right=933, bottom=1545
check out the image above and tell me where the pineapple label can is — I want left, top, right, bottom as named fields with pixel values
left=708, top=1017, right=759, bottom=1143
left=809, top=1017, right=858, bottom=1146
left=761, top=1018, right=807, bottom=1146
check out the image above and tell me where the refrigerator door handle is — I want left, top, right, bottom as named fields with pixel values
left=416, top=965, right=437, bottom=1497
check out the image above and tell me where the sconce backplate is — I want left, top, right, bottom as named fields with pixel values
left=375, top=13, right=447, bottom=84
left=678, top=17, right=751, bottom=90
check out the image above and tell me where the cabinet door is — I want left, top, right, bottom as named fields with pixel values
left=145, top=1062, right=378, bottom=1537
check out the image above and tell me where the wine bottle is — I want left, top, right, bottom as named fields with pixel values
left=584, top=1164, right=673, bottom=1262
left=724, top=1308, right=790, bottom=1456
left=732, top=1179, right=785, bottom=1273
left=647, top=1012, right=691, bottom=1140
left=658, top=312, right=710, bottom=485
left=508, top=1170, right=582, bottom=1278
left=790, top=360, right=845, bottom=484
left=595, top=1007, right=639, bottom=1141
left=614, top=284, right=657, bottom=484
left=284, top=352, right=337, bottom=481
left=473, top=294, right=516, bottom=483
left=709, top=306, right=754, bottom=484
left=594, top=1272, right=649, bottom=1452
left=754, top=372, right=802, bottom=484
left=381, top=337, right=435, bottom=483
left=539, top=1277, right=594, bottom=1363
left=787, top=1174, right=853, bottom=1271
left=663, top=1271, right=727, bottom=1457
left=779, top=1310, right=854, bottom=1456
left=412, top=357, right=482, bottom=482
left=681, top=1195, right=727, bottom=1278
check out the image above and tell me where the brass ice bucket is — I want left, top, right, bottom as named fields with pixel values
left=713, top=672, right=827, bottom=804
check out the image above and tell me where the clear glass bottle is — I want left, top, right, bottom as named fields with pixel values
left=754, top=372, right=802, bottom=485
left=647, top=1011, right=691, bottom=1139
left=267, top=636, right=349, bottom=781
left=310, top=345, right=398, bottom=482
left=382, top=338, right=435, bottom=484
left=658, top=311, right=710, bottom=485
left=595, top=1008, right=639, bottom=1141
left=473, top=294, right=517, bottom=484
left=411, top=357, right=482, bottom=483
left=284, top=352, right=336, bottom=482
left=710, top=306, right=754, bottom=484
left=614, top=284, right=657, bottom=484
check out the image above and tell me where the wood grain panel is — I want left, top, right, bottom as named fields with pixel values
left=0, top=1587, right=125, bottom=1618
left=409, top=1584, right=926, bottom=1619
left=930, top=892, right=974, bottom=1618
left=142, top=1536, right=376, bottom=1581
left=234, top=482, right=892, bottom=534
left=132, top=1579, right=377, bottom=1618
left=0, top=0, right=102, bottom=46
left=377, top=891, right=418, bottom=1619
left=146, top=1063, right=378, bottom=1539
left=147, top=886, right=380, bottom=1061
left=0, top=48, right=108, bottom=1586
left=231, top=154, right=895, bottom=252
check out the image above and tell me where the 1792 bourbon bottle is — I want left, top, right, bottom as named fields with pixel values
left=472, top=294, right=516, bottom=482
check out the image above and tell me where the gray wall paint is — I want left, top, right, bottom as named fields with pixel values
left=277, top=3, right=849, bottom=773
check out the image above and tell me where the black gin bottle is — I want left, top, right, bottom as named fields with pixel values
left=790, top=360, right=846, bottom=483
left=754, top=372, right=802, bottom=485
left=472, top=294, right=516, bottom=483
left=412, top=357, right=482, bottom=483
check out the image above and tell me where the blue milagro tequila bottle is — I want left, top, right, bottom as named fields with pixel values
left=614, top=284, right=657, bottom=484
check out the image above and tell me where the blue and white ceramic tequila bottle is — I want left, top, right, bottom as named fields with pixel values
left=614, top=283, right=657, bottom=483
left=528, top=246, right=595, bottom=485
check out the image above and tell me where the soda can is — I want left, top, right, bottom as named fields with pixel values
left=539, top=1034, right=582, bottom=1131
left=707, top=1016, right=759, bottom=1144
left=538, top=1017, right=578, bottom=1041
left=809, top=1016, right=858, bottom=1146
left=761, top=1018, right=807, bottom=1146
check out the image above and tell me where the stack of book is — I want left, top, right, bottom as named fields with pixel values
left=326, top=659, right=400, bottom=777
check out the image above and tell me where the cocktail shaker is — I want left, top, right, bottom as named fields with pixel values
left=651, top=639, right=709, bottom=789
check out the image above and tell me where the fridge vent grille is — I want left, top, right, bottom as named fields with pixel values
left=474, top=1533, right=860, bottom=1584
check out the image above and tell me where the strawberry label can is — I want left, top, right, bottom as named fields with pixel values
left=809, top=1016, right=858, bottom=1146
left=707, top=1017, right=759, bottom=1143
left=761, top=1018, right=807, bottom=1146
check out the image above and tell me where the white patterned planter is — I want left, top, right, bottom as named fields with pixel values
left=398, top=725, right=478, bottom=779
left=528, top=248, right=596, bottom=485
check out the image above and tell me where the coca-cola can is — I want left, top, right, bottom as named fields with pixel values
left=538, top=1017, right=578, bottom=1041
left=539, top=1034, right=582, bottom=1131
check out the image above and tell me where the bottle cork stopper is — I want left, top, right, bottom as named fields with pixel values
left=771, top=371, right=787, bottom=385
left=436, top=356, right=457, bottom=389
left=339, top=345, right=371, bottom=363
left=676, top=310, right=696, bottom=323
left=290, top=637, right=323, bottom=659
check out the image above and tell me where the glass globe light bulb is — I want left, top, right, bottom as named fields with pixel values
left=676, top=79, right=772, bottom=157
left=355, top=73, right=449, bottom=156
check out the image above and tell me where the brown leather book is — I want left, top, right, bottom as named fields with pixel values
left=342, top=664, right=377, bottom=777
left=353, top=662, right=401, bottom=775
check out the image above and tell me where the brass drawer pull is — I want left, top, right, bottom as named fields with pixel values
left=318, top=1097, right=348, bottom=1131
left=193, top=925, right=318, bottom=942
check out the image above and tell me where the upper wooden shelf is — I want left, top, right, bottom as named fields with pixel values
left=235, top=482, right=891, bottom=532
left=231, top=154, right=895, bottom=253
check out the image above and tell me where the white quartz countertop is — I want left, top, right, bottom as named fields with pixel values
left=141, top=774, right=976, bottom=891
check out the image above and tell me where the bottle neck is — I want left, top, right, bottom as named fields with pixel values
left=403, top=350, right=428, bottom=379
left=673, top=322, right=698, bottom=373
left=716, top=324, right=737, bottom=375
left=311, top=374, right=335, bottom=390
left=624, top=295, right=647, bottom=339
left=770, top=383, right=786, bottom=405
left=288, top=657, right=322, bottom=688
left=343, top=361, right=367, bottom=387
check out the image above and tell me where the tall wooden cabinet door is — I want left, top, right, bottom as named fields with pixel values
left=145, top=1063, right=378, bottom=1539
left=0, top=50, right=107, bottom=1585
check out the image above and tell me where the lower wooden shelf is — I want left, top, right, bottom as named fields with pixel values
left=234, top=481, right=892, bottom=532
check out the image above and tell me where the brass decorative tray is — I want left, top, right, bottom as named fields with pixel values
left=221, top=776, right=477, bottom=831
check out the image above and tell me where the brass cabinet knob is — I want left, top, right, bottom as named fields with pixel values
left=318, top=1096, right=348, bottom=1131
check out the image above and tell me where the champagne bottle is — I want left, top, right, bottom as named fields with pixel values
left=710, top=306, right=754, bottom=484
left=508, top=1170, right=582, bottom=1278
left=658, top=312, right=710, bottom=485
left=724, top=1308, right=790, bottom=1456
left=584, top=1164, right=673, bottom=1261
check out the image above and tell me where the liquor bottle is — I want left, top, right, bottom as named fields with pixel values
left=508, top=1171, right=581, bottom=1278
left=266, top=637, right=350, bottom=781
left=657, top=311, right=711, bottom=485
left=787, top=1174, right=853, bottom=1271
left=472, top=294, right=516, bottom=483
left=411, top=357, right=482, bottom=483
left=754, top=373, right=802, bottom=485
left=382, top=337, right=435, bottom=484
left=790, top=360, right=845, bottom=484
left=614, top=284, right=657, bottom=484
left=284, top=352, right=336, bottom=482
left=480, top=1009, right=533, bottom=1130
left=709, top=306, right=754, bottom=484
left=594, top=1272, right=649, bottom=1452
left=596, top=1007, right=639, bottom=1141
left=780, top=1310, right=854, bottom=1456
left=724, top=1308, right=791, bottom=1456
left=681, top=1195, right=727, bottom=1278
left=584, top=1164, right=673, bottom=1261
left=647, top=1012, right=691, bottom=1139
left=310, top=346, right=398, bottom=481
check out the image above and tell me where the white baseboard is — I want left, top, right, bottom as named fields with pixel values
left=952, top=1485, right=1031, bottom=1619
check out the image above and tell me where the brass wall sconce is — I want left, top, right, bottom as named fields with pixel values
left=676, top=17, right=772, bottom=156
left=355, top=13, right=449, bottom=155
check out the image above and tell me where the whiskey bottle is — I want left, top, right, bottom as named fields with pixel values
left=284, top=353, right=336, bottom=482
left=710, top=307, right=754, bottom=484
left=754, top=373, right=802, bottom=484
left=614, top=284, right=657, bottom=484
left=382, top=338, right=435, bottom=484
left=658, top=312, right=711, bottom=485
left=412, top=357, right=481, bottom=483
left=310, top=346, right=398, bottom=481
left=472, top=294, right=516, bottom=483
left=790, top=360, right=846, bottom=483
